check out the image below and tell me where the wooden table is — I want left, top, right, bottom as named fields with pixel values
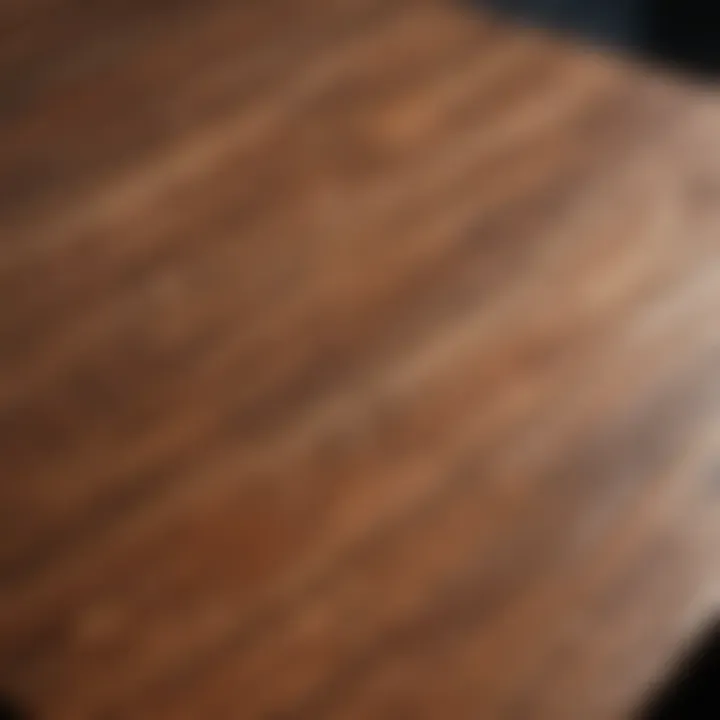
left=2, top=1, right=720, bottom=718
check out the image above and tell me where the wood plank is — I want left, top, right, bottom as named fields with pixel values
left=1, top=1, right=719, bottom=718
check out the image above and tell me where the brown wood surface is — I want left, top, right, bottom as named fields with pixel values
left=2, top=1, right=720, bottom=718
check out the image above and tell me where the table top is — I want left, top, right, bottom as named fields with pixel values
left=2, top=1, right=720, bottom=718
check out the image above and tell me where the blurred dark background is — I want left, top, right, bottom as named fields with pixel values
left=482, top=0, right=720, bottom=73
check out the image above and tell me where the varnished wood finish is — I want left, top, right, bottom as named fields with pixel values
left=1, top=1, right=720, bottom=718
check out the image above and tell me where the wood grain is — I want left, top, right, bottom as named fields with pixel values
left=1, top=1, right=720, bottom=718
